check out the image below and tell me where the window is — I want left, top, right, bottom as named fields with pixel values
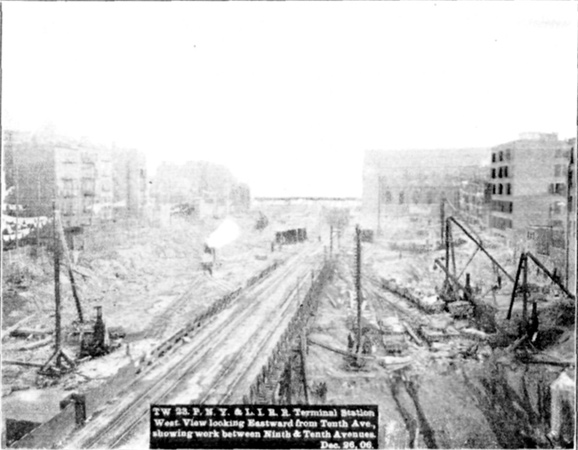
left=498, top=184, right=503, bottom=195
left=491, top=168, right=496, bottom=179
left=509, top=202, right=513, bottom=213
left=555, top=165, right=561, bottom=177
left=61, top=179, right=74, bottom=198
left=412, top=191, right=420, bottom=204
left=385, top=191, right=392, bottom=204
left=399, top=191, right=405, bottom=204
left=498, top=167, right=503, bottom=178
left=499, top=151, right=503, bottom=162
left=504, top=166, right=509, bottom=178
left=505, top=149, right=511, bottom=161
left=554, top=183, right=566, bottom=195
left=506, top=184, right=511, bottom=195
left=492, top=153, right=496, bottom=163
left=492, top=184, right=496, bottom=195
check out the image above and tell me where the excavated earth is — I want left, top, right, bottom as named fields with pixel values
left=305, top=215, right=575, bottom=449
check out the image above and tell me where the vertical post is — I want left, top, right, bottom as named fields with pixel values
left=355, top=225, right=362, bottom=354
left=507, top=253, right=525, bottom=319
left=36, top=177, right=41, bottom=253
left=53, top=201, right=61, bottom=352
left=440, top=196, right=445, bottom=244
left=522, top=254, right=528, bottom=326
left=445, top=219, right=450, bottom=285
left=300, top=330, right=309, bottom=405
left=15, top=164, right=19, bottom=249
left=450, top=226, right=457, bottom=277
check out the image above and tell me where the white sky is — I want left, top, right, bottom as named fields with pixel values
left=2, top=2, right=576, bottom=197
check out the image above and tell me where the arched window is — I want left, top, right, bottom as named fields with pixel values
left=498, top=184, right=503, bottom=195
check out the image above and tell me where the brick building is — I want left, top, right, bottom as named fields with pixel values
left=3, top=130, right=146, bottom=229
left=456, top=178, right=492, bottom=229
left=3, top=130, right=114, bottom=229
left=489, top=133, right=573, bottom=241
left=112, top=147, right=148, bottom=218
left=362, top=148, right=489, bottom=231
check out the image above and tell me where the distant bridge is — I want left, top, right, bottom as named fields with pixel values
left=253, top=197, right=359, bottom=202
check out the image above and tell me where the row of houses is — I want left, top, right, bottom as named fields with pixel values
left=3, top=130, right=253, bottom=239
left=3, top=130, right=147, bottom=231
left=361, top=132, right=576, bottom=292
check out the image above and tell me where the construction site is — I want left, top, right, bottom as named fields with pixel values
left=2, top=4, right=576, bottom=449
left=2, top=159, right=576, bottom=448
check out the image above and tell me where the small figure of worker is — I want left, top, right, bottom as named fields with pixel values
left=527, top=301, right=539, bottom=342
left=347, top=333, right=355, bottom=351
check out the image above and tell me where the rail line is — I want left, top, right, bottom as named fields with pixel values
left=63, top=243, right=323, bottom=449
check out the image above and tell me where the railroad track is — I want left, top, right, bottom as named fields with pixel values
left=63, top=243, right=323, bottom=449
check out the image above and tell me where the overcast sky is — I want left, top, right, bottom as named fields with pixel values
left=3, top=2, right=576, bottom=197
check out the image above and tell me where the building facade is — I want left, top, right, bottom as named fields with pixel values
left=362, top=148, right=489, bottom=231
left=112, top=147, right=148, bottom=218
left=3, top=130, right=146, bottom=229
left=456, top=178, right=492, bottom=229
left=489, top=133, right=572, bottom=241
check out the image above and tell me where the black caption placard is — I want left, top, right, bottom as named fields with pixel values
left=150, top=405, right=378, bottom=449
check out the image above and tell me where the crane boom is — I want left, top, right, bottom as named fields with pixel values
left=448, top=216, right=514, bottom=283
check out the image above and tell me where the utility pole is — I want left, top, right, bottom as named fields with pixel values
left=440, top=195, right=445, bottom=244
left=36, top=177, right=41, bottom=253
left=522, top=254, right=528, bottom=327
left=53, top=201, right=61, bottom=350
left=15, top=164, right=19, bottom=249
left=445, top=219, right=450, bottom=286
left=355, top=225, right=362, bottom=355
left=40, top=201, right=75, bottom=376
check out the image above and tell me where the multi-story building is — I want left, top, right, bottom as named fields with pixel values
left=362, top=148, right=489, bottom=231
left=489, top=133, right=572, bottom=241
left=3, top=130, right=146, bottom=229
left=112, top=147, right=148, bottom=218
left=456, top=178, right=492, bottom=228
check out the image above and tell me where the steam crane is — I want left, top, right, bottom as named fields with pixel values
left=507, top=251, right=575, bottom=337
left=434, top=216, right=514, bottom=319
